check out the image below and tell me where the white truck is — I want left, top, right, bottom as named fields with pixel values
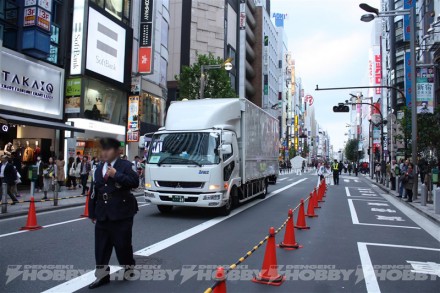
left=144, top=98, right=279, bottom=215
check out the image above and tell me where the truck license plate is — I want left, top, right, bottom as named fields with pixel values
left=172, top=195, right=185, bottom=202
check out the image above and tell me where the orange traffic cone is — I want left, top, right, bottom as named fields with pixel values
left=252, top=227, right=285, bottom=286
left=20, top=197, right=42, bottom=231
left=295, top=199, right=310, bottom=229
left=306, top=193, right=317, bottom=217
left=278, top=209, right=302, bottom=250
left=313, top=188, right=321, bottom=209
left=213, top=267, right=227, bottom=293
left=318, top=183, right=325, bottom=202
left=80, top=192, right=90, bottom=217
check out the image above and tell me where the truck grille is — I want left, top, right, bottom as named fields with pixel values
left=156, top=181, right=204, bottom=188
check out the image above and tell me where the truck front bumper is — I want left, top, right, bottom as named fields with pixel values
left=144, top=190, right=226, bottom=208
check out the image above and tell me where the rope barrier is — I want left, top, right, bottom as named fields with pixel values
left=203, top=196, right=308, bottom=293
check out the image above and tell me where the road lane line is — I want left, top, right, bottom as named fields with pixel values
left=357, top=242, right=382, bottom=293
left=345, top=186, right=352, bottom=197
left=347, top=198, right=360, bottom=224
left=0, top=202, right=151, bottom=238
left=41, top=265, right=122, bottom=293
left=135, top=178, right=308, bottom=257
left=41, top=178, right=308, bottom=293
left=43, top=218, right=86, bottom=228
left=356, top=223, right=421, bottom=229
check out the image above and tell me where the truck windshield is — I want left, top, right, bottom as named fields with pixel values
left=147, top=132, right=220, bottom=165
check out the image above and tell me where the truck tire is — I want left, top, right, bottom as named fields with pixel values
left=218, top=187, right=237, bottom=216
left=157, top=205, right=173, bottom=214
left=258, top=179, right=268, bottom=199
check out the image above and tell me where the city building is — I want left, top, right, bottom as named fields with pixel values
left=128, top=0, right=170, bottom=157
left=0, top=0, right=81, bottom=176
left=63, top=0, right=134, bottom=160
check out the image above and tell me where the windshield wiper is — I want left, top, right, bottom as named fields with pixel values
left=157, top=156, right=203, bottom=167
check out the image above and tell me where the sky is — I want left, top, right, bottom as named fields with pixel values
left=270, top=0, right=381, bottom=152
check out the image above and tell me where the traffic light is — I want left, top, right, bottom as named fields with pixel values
left=333, top=103, right=350, bottom=112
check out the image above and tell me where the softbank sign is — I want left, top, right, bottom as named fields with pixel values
left=86, top=7, right=126, bottom=83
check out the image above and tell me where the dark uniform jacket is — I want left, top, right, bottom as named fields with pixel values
left=0, top=162, right=17, bottom=184
left=89, top=159, right=139, bottom=221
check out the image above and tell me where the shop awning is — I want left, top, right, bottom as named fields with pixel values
left=0, top=114, right=85, bottom=133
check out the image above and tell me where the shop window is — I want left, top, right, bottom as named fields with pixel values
left=83, top=78, right=127, bottom=126
left=139, top=93, right=164, bottom=126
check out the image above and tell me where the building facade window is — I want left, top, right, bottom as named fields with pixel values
left=83, top=78, right=127, bottom=126
left=139, top=92, right=164, bottom=126
left=90, top=0, right=131, bottom=24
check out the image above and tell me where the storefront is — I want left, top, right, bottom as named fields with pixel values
left=64, top=2, right=133, bottom=160
left=0, top=47, right=83, bottom=183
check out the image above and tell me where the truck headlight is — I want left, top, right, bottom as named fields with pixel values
left=145, top=183, right=152, bottom=188
left=145, top=191, right=155, bottom=198
left=203, top=194, right=221, bottom=200
left=208, top=184, right=220, bottom=190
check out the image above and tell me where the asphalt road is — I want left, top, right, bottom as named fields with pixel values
left=0, top=171, right=438, bottom=293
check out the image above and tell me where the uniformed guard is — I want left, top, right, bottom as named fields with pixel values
left=88, top=137, right=139, bottom=289
left=332, top=159, right=340, bottom=185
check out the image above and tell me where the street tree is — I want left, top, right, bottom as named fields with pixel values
left=344, top=139, right=361, bottom=162
left=175, top=53, right=236, bottom=100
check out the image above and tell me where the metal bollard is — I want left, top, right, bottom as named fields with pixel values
left=53, top=182, right=59, bottom=206
left=420, top=184, right=426, bottom=206
left=30, top=181, right=35, bottom=198
left=435, top=188, right=440, bottom=215
left=1, top=182, right=7, bottom=213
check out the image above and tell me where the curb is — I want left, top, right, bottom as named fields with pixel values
left=0, top=193, right=145, bottom=220
left=368, top=179, right=440, bottom=225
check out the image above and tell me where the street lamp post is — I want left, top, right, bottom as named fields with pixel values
left=199, top=60, right=233, bottom=99
left=359, top=2, right=418, bottom=199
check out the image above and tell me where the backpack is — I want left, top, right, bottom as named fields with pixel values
left=394, top=166, right=400, bottom=176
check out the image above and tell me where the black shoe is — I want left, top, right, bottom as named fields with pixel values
left=42, top=196, right=48, bottom=200
left=88, top=276, right=110, bottom=289
left=396, top=196, right=402, bottom=198
left=11, top=201, right=18, bottom=205
left=406, top=199, right=412, bottom=203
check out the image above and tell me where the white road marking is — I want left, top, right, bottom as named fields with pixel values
left=357, top=242, right=381, bottom=293
left=375, top=215, right=404, bottom=221
left=43, top=218, right=86, bottom=228
left=370, top=208, right=396, bottom=213
left=279, top=178, right=287, bottom=181
left=41, top=265, right=122, bottom=293
left=379, top=192, right=440, bottom=242
left=368, top=203, right=389, bottom=206
left=0, top=202, right=150, bottom=238
left=41, top=178, right=308, bottom=293
left=358, top=242, right=440, bottom=292
left=345, top=187, right=352, bottom=197
left=346, top=197, right=420, bottom=229
left=407, top=261, right=440, bottom=276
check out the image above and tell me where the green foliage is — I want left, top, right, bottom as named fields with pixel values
left=289, top=147, right=296, bottom=159
left=175, top=53, right=237, bottom=100
left=344, top=139, right=362, bottom=162
left=396, top=106, right=440, bottom=159
left=301, top=141, right=309, bottom=158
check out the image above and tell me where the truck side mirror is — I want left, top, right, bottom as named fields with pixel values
left=222, top=132, right=233, bottom=144
left=221, top=144, right=232, bottom=155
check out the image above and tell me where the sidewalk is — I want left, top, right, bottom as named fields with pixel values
left=364, top=175, right=440, bottom=224
left=0, top=186, right=145, bottom=219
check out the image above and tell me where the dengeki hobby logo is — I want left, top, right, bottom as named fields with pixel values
left=5, top=264, right=438, bottom=284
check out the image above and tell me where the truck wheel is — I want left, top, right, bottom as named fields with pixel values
left=258, top=179, right=268, bottom=199
left=157, top=205, right=173, bottom=214
left=218, top=187, right=236, bottom=216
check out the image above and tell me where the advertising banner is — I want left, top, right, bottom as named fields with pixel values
left=65, top=78, right=81, bottom=113
left=127, top=96, right=139, bottom=131
left=70, top=0, right=85, bottom=75
left=416, top=67, right=434, bottom=114
left=404, top=51, right=412, bottom=106
left=403, top=0, right=414, bottom=42
left=86, top=7, right=126, bottom=83
left=138, top=0, right=154, bottom=74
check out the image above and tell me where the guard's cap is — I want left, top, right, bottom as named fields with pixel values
left=99, top=137, right=120, bottom=150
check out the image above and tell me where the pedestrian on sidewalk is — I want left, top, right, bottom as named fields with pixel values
left=402, top=163, right=415, bottom=202
left=55, top=155, right=65, bottom=191
left=375, top=161, right=381, bottom=182
left=42, top=157, right=57, bottom=200
left=79, top=156, right=91, bottom=196
left=0, top=155, right=19, bottom=204
left=390, top=160, right=397, bottom=190
left=88, top=137, right=139, bottom=289
left=35, top=156, right=44, bottom=192
left=66, top=157, right=77, bottom=190
left=398, top=160, right=409, bottom=198
left=332, top=159, right=340, bottom=185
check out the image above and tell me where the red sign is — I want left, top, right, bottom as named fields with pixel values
left=23, top=7, right=37, bottom=26
left=374, top=54, right=382, bottom=94
left=138, top=47, right=152, bottom=73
